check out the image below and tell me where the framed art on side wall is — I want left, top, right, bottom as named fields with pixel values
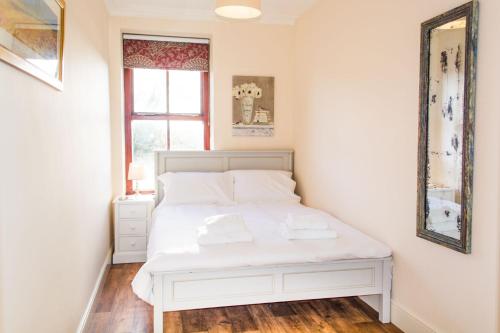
left=0, top=0, right=65, bottom=90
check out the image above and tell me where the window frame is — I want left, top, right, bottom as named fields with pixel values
left=124, top=68, right=210, bottom=194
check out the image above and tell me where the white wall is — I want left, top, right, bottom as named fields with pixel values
left=109, top=17, right=296, bottom=196
left=294, top=0, right=499, bottom=332
left=0, top=0, right=112, bottom=332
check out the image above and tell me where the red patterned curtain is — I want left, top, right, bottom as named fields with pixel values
left=123, top=39, right=209, bottom=71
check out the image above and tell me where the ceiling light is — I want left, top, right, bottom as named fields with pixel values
left=215, top=0, right=262, bottom=20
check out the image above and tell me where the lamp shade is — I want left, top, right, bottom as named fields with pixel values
left=215, top=0, right=262, bottom=19
left=127, top=162, right=145, bottom=181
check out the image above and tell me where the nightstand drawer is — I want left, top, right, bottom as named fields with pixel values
left=119, top=220, right=146, bottom=235
left=119, top=205, right=147, bottom=219
left=119, top=236, right=147, bottom=252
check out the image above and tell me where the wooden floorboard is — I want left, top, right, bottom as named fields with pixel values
left=84, top=264, right=404, bottom=333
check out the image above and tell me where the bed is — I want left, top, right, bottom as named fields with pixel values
left=134, top=150, right=393, bottom=333
left=426, top=196, right=461, bottom=239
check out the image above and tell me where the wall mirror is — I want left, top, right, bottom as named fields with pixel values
left=417, top=1, right=479, bottom=253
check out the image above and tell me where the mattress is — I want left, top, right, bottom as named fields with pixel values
left=132, top=202, right=391, bottom=304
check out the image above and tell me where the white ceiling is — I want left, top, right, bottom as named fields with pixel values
left=105, top=0, right=318, bottom=25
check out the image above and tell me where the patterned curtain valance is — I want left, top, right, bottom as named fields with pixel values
left=123, top=39, right=209, bottom=72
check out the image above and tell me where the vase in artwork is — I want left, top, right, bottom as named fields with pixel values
left=240, top=96, right=254, bottom=125
left=233, top=82, right=262, bottom=125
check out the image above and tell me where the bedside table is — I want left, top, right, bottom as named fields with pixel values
left=112, top=195, right=155, bottom=264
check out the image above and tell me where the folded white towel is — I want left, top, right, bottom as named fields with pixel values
left=286, top=213, right=329, bottom=230
left=204, top=214, right=247, bottom=234
left=279, top=223, right=337, bottom=240
left=426, top=220, right=458, bottom=233
left=197, top=226, right=253, bottom=245
left=197, top=214, right=253, bottom=245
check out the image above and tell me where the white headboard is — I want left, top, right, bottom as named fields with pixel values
left=154, top=150, right=294, bottom=205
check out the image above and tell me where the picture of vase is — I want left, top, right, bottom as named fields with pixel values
left=241, top=96, right=254, bottom=125
left=232, top=76, right=274, bottom=137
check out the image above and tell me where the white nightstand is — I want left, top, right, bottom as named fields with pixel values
left=112, top=195, right=155, bottom=264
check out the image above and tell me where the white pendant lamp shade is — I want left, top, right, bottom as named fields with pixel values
left=215, top=0, right=262, bottom=19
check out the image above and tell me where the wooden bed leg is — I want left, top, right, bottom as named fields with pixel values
left=153, top=274, right=164, bottom=333
left=379, top=258, right=392, bottom=323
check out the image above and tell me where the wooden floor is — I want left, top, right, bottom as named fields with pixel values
left=85, top=263, right=403, bottom=333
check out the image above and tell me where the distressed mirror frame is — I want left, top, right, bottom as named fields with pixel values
left=417, top=1, right=479, bottom=254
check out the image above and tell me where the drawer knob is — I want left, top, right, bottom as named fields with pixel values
left=131, top=226, right=136, bottom=230
left=131, top=241, right=136, bottom=247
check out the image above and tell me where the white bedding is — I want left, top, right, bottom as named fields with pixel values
left=132, top=202, right=392, bottom=304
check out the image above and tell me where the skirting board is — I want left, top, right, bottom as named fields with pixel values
left=76, top=248, right=112, bottom=333
left=360, top=295, right=436, bottom=333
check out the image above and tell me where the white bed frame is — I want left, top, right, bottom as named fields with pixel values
left=152, top=150, right=392, bottom=333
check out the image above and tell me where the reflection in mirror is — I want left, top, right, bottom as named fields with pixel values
left=417, top=1, right=478, bottom=253
left=426, top=17, right=466, bottom=240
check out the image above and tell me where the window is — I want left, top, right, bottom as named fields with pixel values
left=123, top=36, right=210, bottom=193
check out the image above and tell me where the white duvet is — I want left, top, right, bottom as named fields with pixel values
left=132, top=202, right=392, bottom=304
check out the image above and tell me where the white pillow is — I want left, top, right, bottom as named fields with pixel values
left=158, top=172, right=234, bottom=205
left=228, top=170, right=301, bottom=204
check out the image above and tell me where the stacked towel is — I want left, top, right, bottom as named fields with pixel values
left=280, top=213, right=337, bottom=240
left=204, top=214, right=248, bottom=233
left=197, top=214, right=253, bottom=245
left=286, top=213, right=329, bottom=230
left=279, top=223, right=338, bottom=240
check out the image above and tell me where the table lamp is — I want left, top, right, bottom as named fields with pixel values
left=128, top=162, right=145, bottom=196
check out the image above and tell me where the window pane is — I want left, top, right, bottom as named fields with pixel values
left=133, top=68, right=167, bottom=114
left=169, top=70, right=201, bottom=114
left=132, top=120, right=168, bottom=190
left=169, top=121, right=204, bottom=151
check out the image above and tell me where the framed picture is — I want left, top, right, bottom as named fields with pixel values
left=0, top=0, right=65, bottom=90
left=232, top=76, right=275, bottom=137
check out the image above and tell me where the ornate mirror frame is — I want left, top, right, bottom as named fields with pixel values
left=417, top=1, right=479, bottom=253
